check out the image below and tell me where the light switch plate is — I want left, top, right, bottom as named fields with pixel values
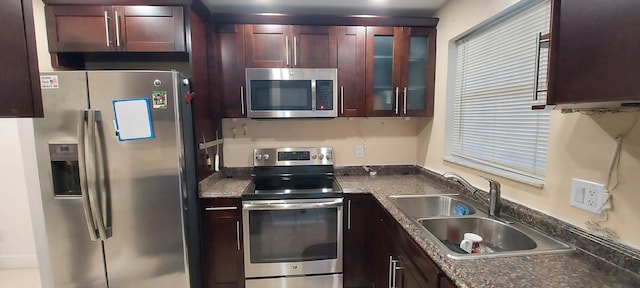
left=570, top=178, right=610, bottom=214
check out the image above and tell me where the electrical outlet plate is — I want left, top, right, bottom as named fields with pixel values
left=570, top=178, right=610, bottom=214
left=355, top=145, right=365, bottom=158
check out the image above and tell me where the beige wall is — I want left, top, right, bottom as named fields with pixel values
left=419, top=0, right=640, bottom=249
left=222, top=118, right=420, bottom=167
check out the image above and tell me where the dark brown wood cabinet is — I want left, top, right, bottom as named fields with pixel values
left=438, top=273, right=457, bottom=288
left=45, top=5, right=185, bottom=53
left=343, top=194, right=373, bottom=288
left=201, top=198, right=244, bottom=288
left=372, top=196, right=442, bottom=288
left=0, top=0, right=43, bottom=117
left=365, top=26, right=436, bottom=117
left=211, top=24, right=247, bottom=118
left=245, top=24, right=337, bottom=68
left=337, top=26, right=366, bottom=117
left=547, top=0, right=640, bottom=107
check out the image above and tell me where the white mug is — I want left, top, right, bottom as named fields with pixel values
left=459, top=233, right=483, bottom=253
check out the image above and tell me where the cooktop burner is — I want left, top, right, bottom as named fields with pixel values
left=242, top=147, right=343, bottom=200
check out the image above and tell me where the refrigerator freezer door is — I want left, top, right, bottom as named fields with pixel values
left=34, top=71, right=109, bottom=288
left=86, top=71, right=189, bottom=288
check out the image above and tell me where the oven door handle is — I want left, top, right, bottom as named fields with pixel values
left=243, top=199, right=343, bottom=210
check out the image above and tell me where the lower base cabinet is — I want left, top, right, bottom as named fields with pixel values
left=345, top=193, right=457, bottom=288
left=201, top=198, right=245, bottom=288
left=200, top=195, right=456, bottom=288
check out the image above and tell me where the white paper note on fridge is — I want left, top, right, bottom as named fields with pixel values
left=112, top=98, right=155, bottom=141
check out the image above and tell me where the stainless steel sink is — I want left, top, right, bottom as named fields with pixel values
left=389, top=195, right=574, bottom=259
left=388, top=194, right=477, bottom=218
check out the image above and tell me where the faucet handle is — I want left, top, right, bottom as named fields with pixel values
left=478, top=175, right=501, bottom=192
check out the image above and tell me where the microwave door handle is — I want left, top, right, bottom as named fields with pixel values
left=78, top=110, right=98, bottom=241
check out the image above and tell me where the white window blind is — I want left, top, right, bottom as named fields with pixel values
left=449, top=0, right=550, bottom=181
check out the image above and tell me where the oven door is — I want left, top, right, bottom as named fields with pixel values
left=242, top=198, right=343, bottom=278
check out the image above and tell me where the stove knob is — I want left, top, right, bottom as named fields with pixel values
left=255, top=154, right=262, bottom=161
left=318, top=153, right=324, bottom=160
left=326, top=153, right=332, bottom=160
left=263, top=154, right=270, bottom=160
left=311, top=154, right=317, bottom=159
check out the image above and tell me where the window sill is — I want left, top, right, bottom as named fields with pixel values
left=443, top=155, right=545, bottom=188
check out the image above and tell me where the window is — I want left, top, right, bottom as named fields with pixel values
left=445, top=0, right=550, bottom=186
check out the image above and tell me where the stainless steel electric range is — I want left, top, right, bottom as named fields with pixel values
left=242, top=147, right=343, bottom=288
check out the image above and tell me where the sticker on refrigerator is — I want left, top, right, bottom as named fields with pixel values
left=152, top=91, right=168, bottom=109
left=40, top=75, right=59, bottom=89
left=112, top=98, right=155, bottom=141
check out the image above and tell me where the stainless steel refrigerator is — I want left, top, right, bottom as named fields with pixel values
left=33, top=70, right=202, bottom=288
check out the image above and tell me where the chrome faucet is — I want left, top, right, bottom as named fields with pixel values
left=443, top=172, right=502, bottom=218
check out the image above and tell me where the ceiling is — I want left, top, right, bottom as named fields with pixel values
left=200, top=0, right=449, bottom=17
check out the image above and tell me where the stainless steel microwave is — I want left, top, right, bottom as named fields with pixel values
left=245, top=68, right=338, bottom=118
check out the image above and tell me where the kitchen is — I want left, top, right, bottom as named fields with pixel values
left=1, top=0, right=639, bottom=287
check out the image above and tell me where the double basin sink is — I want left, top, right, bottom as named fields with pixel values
left=388, top=194, right=573, bottom=259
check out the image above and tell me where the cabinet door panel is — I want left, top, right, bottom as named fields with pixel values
left=402, top=27, right=436, bottom=117
left=548, top=0, right=640, bottom=104
left=216, top=24, right=247, bottom=118
left=337, top=26, right=366, bottom=117
left=366, top=27, right=404, bottom=117
left=343, top=194, right=373, bottom=287
left=201, top=198, right=244, bottom=288
left=292, top=26, right=337, bottom=68
left=0, top=0, right=42, bottom=117
left=244, top=24, right=288, bottom=68
left=119, top=6, right=185, bottom=52
left=46, top=5, right=114, bottom=52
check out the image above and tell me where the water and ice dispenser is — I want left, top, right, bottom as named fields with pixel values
left=49, top=144, right=81, bottom=196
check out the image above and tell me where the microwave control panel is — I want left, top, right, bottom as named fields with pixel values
left=316, top=80, right=334, bottom=110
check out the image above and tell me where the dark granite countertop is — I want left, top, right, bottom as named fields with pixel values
left=199, top=173, right=640, bottom=287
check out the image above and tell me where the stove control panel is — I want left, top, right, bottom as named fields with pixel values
left=253, top=147, right=334, bottom=167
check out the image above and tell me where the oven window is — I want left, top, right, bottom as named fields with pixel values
left=250, top=80, right=312, bottom=110
left=248, top=208, right=338, bottom=263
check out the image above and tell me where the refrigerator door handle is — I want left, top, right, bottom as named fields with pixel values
left=78, top=110, right=99, bottom=241
left=86, top=110, right=109, bottom=240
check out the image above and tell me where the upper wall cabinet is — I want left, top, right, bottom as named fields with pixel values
left=45, top=5, right=185, bottom=53
left=0, top=0, right=43, bottom=117
left=212, top=24, right=247, bottom=118
left=244, top=25, right=337, bottom=68
left=547, top=0, right=640, bottom=108
left=337, top=26, right=366, bottom=117
left=365, top=27, right=436, bottom=117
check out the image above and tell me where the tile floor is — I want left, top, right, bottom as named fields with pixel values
left=0, top=269, right=40, bottom=288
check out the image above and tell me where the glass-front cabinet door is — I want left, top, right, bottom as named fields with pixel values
left=365, top=27, right=436, bottom=117
left=402, top=27, right=436, bottom=117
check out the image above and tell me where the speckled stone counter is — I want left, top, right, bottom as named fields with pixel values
left=199, top=173, right=640, bottom=287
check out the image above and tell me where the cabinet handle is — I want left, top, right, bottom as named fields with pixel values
left=104, top=11, right=110, bottom=47
left=236, top=220, right=241, bottom=251
left=388, top=256, right=394, bottom=288
left=114, top=11, right=121, bottom=47
left=286, top=36, right=290, bottom=66
left=204, top=206, right=238, bottom=211
left=340, top=86, right=345, bottom=115
left=403, top=87, right=407, bottom=114
left=240, top=86, right=245, bottom=115
left=389, top=258, right=403, bottom=288
left=294, top=36, right=298, bottom=67
left=395, top=87, right=399, bottom=115
left=533, top=32, right=549, bottom=101
left=347, top=199, right=351, bottom=229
